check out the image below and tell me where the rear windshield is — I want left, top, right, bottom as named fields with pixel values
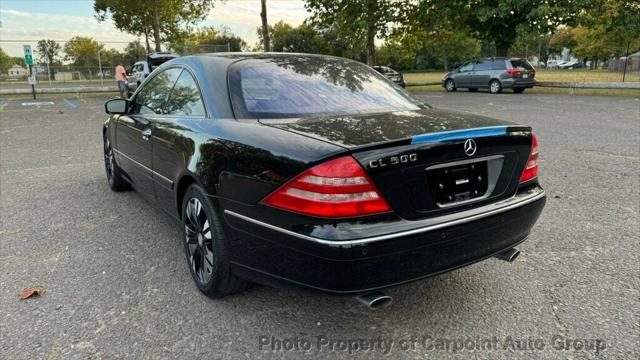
left=509, top=59, right=534, bottom=70
left=228, top=57, right=419, bottom=119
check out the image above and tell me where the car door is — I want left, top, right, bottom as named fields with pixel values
left=454, top=62, right=474, bottom=88
left=472, top=60, right=492, bottom=88
left=115, top=67, right=182, bottom=200
left=151, top=68, right=208, bottom=214
left=127, top=63, right=141, bottom=88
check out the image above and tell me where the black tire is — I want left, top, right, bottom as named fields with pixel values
left=489, top=79, right=502, bottom=94
left=513, top=88, right=525, bottom=94
left=444, top=79, right=456, bottom=92
left=104, top=134, right=129, bottom=191
left=469, top=88, right=478, bottom=92
left=181, top=184, right=251, bottom=298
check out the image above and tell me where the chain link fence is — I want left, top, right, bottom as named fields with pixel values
left=0, top=39, right=232, bottom=88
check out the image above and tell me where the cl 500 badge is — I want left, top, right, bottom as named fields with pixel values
left=369, top=153, right=418, bottom=168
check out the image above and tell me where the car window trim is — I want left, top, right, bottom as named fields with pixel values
left=131, top=66, right=182, bottom=116
left=130, top=64, right=208, bottom=119
left=163, top=66, right=209, bottom=119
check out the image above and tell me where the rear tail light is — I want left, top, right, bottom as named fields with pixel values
left=262, top=156, right=391, bottom=218
left=507, top=69, right=521, bottom=76
left=531, top=69, right=536, bottom=77
left=519, top=133, right=539, bottom=183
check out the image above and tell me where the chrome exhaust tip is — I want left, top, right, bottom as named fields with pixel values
left=356, top=292, right=393, bottom=309
left=495, top=248, right=521, bottom=262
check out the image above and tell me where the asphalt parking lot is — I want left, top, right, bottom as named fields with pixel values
left=1, top=92, right=638, bottom=359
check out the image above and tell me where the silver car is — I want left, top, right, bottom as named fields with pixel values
left=442, top=57, right=536, bottom=94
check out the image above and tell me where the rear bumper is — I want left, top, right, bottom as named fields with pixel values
left=224, top=186, right=545, bottom=294
left=502, top=78, right=536, bottom=89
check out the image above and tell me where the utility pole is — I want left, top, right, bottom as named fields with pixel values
left=97, top=45, right=103, bottom=86
left=622, top=42, right=630, bottom=83
left=28, top=64, right=35, bottom=100
left=260, top=0, right=270, bottom=52
left=44, top=42, right=52, bottom=86
left=538, top=38, right=542, bottom=67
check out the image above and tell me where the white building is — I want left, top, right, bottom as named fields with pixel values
left=7, top=64, right=28, bottom=77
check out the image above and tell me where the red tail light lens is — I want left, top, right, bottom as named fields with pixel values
left=507, top=69, right=521, bottom=76
left=519, top=133, right=539, bottom=183
left=262, top=156, right=391, bottom=218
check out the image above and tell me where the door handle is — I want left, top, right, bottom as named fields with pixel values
left=142, top=128, right=152, bottom=141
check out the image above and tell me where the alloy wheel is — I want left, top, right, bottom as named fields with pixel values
left=446, top=80, right=455, bottom=91
left=184, top=198, right=215, bottom=284
left=104, top=138, right=114, bottom=183
left=490, top=81, right=501, bottom=94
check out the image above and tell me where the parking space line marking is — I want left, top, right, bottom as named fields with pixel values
left=63, top=98, right=78, bottom=109
left=21, top=101, right=55, bottom=106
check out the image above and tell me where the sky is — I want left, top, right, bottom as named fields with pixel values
left=0, top=0, right=309, bottom=57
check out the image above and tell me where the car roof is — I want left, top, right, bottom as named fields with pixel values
left=172, top=52, right=356, bottom=65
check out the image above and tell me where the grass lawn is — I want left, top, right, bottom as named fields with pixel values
left=404, top=69, right=640, bottom=85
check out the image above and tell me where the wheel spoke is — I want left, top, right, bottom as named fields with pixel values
left=186, top=200, right=198, bottom=229
left=202, top=220, right=210, bottom=236
left=198, top=252, right=206, bottom=281
left=188, top=243, right=198, bottom=257
left=203, top=251, right=214, bottom=275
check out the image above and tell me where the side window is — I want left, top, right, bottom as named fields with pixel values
left=473, top=60, right=491, bottom=71
left=133, top=68, right=182, bottom=115
left=458, top=62, right=473, bottom=72
left=491, top=60, right=507, bottom=70
left=165, top=70, right=206, bottom=116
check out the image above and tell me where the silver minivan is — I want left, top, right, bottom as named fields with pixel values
left=442, top=57, right=536, bottom=94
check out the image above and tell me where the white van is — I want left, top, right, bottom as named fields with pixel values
left=127, top=52, right=180, bottom=93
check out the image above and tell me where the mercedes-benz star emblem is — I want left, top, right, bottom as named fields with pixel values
left=464, top=139, right=477, bottom=156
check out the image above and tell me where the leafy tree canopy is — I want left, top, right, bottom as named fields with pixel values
left=36, top=40, right=62, bottom=65
left=94, top=0, right=217, bottom=52
left=169, top=26, right=247, bottom=54
left=304, top=0, right=398, bottom=65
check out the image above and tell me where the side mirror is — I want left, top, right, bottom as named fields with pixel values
left=105, top=98, right=129, bottom=115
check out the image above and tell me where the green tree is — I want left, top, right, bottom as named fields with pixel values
left=256, top=21, right=330, bottom=54
left=304, top=0, right=397, bottom=65
left=580, top=0, right=640, bottom=57
left=0, top=48, right=12, bottom=74
left=11, top=57, right=27, bottom=68
left=169, top=26, right=247, bottom=54
left=36, top=39, right=61, bottom=66
left=257, top=20, right=293, bottom=51
left=94, top=0, right=217, bottom=52
left=381, top=29, right=480, bottom=71
left=408, top=0, right=585, bottom=57
left=64, top=36, right=104, bottom=75
left=100, top=48, right=125, bottom=68
left=548, top=26, right=577, bottom=56
left=123, top=40, right=147, bottom=66
left=511, top=27, right=552, bottom=66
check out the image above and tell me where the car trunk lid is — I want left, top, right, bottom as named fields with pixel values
left=261, top=108, right=533, bottom=220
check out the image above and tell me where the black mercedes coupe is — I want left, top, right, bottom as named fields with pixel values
left=103, top=53, right=545, bottom=307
